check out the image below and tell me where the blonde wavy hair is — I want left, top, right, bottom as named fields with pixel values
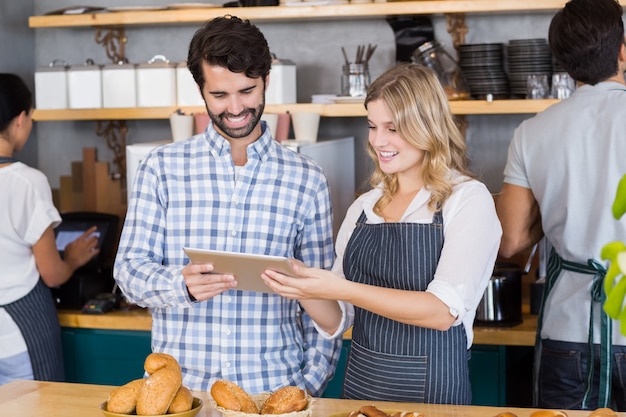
left=364, top=63, right=473, bottom=214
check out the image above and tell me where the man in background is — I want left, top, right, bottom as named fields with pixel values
left=496, top=0, right=626, bottom=410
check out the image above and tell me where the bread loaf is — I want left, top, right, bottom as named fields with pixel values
left=211, top=379, right=259, bottom=414
left=136, top=352, right=183, bottom=416
left=260, top=386, right=308, bottom=414
left=106, top=378, right=146, bottom=414
left=168, top=385, right=194, bottom=414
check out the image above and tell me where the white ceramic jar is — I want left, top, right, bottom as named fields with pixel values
left=68, top=59, right=103, bottom=109
left=34, top=60, right=69, bottom=110
left=266, top=56, right=297, bottom=105
left=136, top=55, right=176, bottom=107
left=176, top=61, right=204, bottom=107
left=102, top=61, right=137, bottom=108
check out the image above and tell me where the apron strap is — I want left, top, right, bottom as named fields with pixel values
left=0, top=156, right=18, bottom=164
left=534, top=248, right=611, bottom=409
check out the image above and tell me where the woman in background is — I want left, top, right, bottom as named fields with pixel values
left=263, top=63, right=501, bottom=404
left=0, top=73, right=99, bottom=385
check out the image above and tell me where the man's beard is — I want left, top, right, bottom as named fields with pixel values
left=208, top=102, right=265, bottom=139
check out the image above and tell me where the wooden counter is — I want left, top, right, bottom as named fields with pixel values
left=58, top=308, right=537, bottom=347
left=0, top=380, right=603, bottom=417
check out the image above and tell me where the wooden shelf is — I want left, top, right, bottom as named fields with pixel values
left=27, top=0, right=584, bottom=28
left=32, top=99, right=558, bottom=121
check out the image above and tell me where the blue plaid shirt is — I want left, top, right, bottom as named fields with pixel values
left=114, top=122, right=341, bottom=395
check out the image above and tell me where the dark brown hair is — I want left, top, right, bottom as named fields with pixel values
left=187, top=15, right=272, bottom=89
left=549, top=0, right=624, bottom=84
left=0, top=73, right=33, bottom=133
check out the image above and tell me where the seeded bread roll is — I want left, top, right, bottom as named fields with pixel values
left=211, top=380, right=259, bottom=414
left=260, top=386, right=308, bottom=414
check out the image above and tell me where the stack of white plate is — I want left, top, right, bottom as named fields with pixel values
left=506, top=38, right=552, bottom=98
left=458, top=43, right=509, bottom=100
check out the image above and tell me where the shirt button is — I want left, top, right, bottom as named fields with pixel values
left=224, top=362, right=231, bottom=368
left=232, top=197, right=239, bottom=205
left=231, top=230, right=237, bottom=237
left=224, top=328, right=231, bottom=336
left=224, top=296, right=231, bottom=303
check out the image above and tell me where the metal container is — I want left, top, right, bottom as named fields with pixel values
left=136, top=55, right=176, bottom=108
left=176, top=61, right=204, bottom=107
left=34, top=59, right=69, bottom=110
left=266, top=55, right=296, bottom=105
left=475, top=262, right=523, bottom=327
left=68, top=59, right=103, bottom=109
left=102, top=61, right=137, bottom=108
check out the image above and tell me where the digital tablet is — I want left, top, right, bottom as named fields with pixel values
left=183, top=247, right=298, bottom=293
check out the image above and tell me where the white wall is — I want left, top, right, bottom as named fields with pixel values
left=31, top=0, right=556, bottom=193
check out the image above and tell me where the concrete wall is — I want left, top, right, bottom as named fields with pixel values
left=0, top=1, right=37, bottom=167
left=31, top=0, right=556, bottom=193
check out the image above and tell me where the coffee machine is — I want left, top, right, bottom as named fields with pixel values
left=50, top=212, right=120, bottom=310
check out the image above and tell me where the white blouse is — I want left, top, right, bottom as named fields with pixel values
left=330, top=173, right=502, bottom=348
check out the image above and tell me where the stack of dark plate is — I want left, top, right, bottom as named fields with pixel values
left=458, top=43, right=509, bottom=100
left=506, top=38, right=553, bottom=98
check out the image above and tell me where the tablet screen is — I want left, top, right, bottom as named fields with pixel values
left=183, top=247, right=297, bottom=293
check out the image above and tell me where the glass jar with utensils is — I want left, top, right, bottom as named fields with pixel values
left=339, top=44, right=376, bottom=97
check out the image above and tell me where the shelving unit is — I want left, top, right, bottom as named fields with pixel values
left=28, top=0, right=577, bottom=28
left=29, top=0, right=603, bottom=123
left=30, top=0, right=604, bottom=169
left=32, top=99, right=560, bottom=122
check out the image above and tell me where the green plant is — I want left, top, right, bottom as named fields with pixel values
left=601, top=174, right=626, bottom=334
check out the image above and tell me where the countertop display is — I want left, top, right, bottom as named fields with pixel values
left=0, top=379, right=601, bottom=417
left=57, top=308, right=537, bottom=346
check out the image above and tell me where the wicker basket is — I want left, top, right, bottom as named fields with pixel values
left=212, top=392, right=314, bottom=417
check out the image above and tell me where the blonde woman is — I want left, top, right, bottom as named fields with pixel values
left=262, top=63, right=501, bottom=404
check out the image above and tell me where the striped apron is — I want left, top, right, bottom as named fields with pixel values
left=534, top=248, right=610, bottom=409
left=342, top=210, right=471, bottom=404
left=2, top=279, right=65, bottom=381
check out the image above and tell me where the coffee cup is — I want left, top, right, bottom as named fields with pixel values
left=169, top=112, right=194, bottom=142
left=291, top=112, right=320, bottom=143
left=261, top=113, right=279, bottom=137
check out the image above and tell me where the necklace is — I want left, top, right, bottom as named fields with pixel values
left=0, top=156, right=18, bottom=164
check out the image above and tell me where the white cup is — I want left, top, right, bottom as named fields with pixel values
left=291, top=112, right=320, bottom=143
left=261, top=113, right=279, bottom=136
left=169, top=113, right=194, bottom=142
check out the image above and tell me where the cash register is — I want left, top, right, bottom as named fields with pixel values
left=50, top=212, right=120, bottom=310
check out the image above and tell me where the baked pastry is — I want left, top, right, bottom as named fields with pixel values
left=530, top=411, right=568, bottom=417
left=589, top=408, right=618, bottom=417
left=106, top=378, right=146, bottom=414
left=211, top=379, right=259, bottom=413
left=168, top=385, right=194, bottom=414
left=260, top=386, right=308, bottom=414
left=389, top=412, right=423, bottom=417
left=346, top=407, right=421, bottom=417
left=136, top=352, right=183, bottom=416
